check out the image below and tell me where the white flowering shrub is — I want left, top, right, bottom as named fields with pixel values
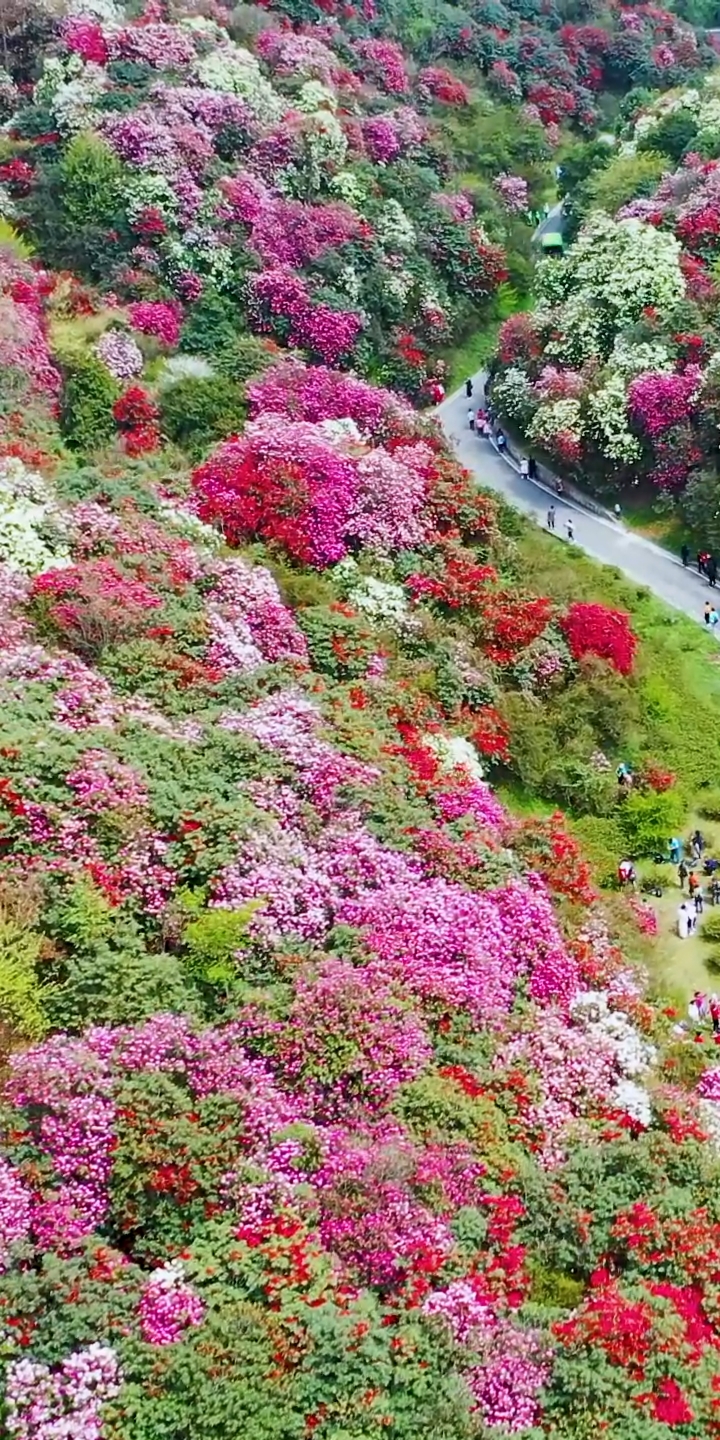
left=425, top=733, right=484, bottom=781
left=376, top=200, right=416, bottom=251
left=195, top=46, right=283, bottom=125
left=0, top=459, right=70, bottom=575
left=586, top=375, right=643, bottom=464
left=491, top=367, right=537, bottom=423
left=159, top=355, right=216, bottom=388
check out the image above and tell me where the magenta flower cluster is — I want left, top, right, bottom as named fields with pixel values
left=249, top=268, right=363, bottom=367
left=138, top=1261, right=205, bottom=1346
left=628, top=366, right=702, bottom=437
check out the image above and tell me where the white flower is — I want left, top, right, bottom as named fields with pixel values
left=376, top=200, right=416, bottom=251
left=613, top=1079, right=652, bottom=1128
left=159, top=355, right=215, bottom=387
left=586, top=374, right=642, bottom=464
left=317, top=417, right=362, bottom=446
left=610, top=338, right=672, bottom=378
left=0, top=459, right=70, bottom=575
left=425, top=733, right=484, bottom=781
left=296, top=80, right=337, bottom=114
left=346, top=575, right=409, bottom=630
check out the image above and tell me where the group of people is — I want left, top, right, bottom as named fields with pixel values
left=688, top=990, right=720, bottom=1034
left=465, top=378, right=578, bottom=541
left=681, top=546, right=718, bottom=585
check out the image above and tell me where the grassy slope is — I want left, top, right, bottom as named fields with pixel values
left=495, top=501, right=720, bottom=997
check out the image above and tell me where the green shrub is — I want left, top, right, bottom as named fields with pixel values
left=701, top=911, right=720, bottom=944
left=298, top=604, right=376, bottom=681
left=159, top=376, right=247, bottom=458
left=619, top=789, right=687, bottom=857
left=58, top=133, right=124, bottom=229
left=699, top=789, right=720, bottom=821
left=60, top=353, right=119, bottom=454
left=704, top=949, right=720, bottom=974
left=180, top=891, right=259, bottom=989
left=529, top=1264, right=585, bottom=1312
left=0, top=911, right=48, bottom=1045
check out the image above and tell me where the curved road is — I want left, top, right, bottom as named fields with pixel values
left=437, top=373, right=714, bottom=626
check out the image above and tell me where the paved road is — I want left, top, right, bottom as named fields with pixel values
left=437, top=374, right=715, bottom=626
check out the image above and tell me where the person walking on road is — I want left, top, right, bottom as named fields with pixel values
left=708, top=555, right=718, bottom=588
left=496, top=429, right=507, bottom=455
left=705, top=600, right=712, bottom=625
left=465, top=377, right=474, bottom=399
left=547, top=504, right=556, bottom=530
left=467, top=407, right=475, bottom=430
left=528, top=456, right=537, bottom=479
left=681, top=543, right=690, bottom=567
left=565, top=516, right=575, bottom=542
left=613, top=503, right=621, bottom=520
left=520, top=456, right=529, bottom=478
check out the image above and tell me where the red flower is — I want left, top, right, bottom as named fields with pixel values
left=560, top=602, right=637, bottom=675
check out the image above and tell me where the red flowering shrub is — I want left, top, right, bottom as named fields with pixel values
left=113, top=386, right=160, bottom=456
left=560, top=602, right=638, bottom=675
left=641, top=762, right=676, bottom=793
left=470, top=707, right=511, bottom=762
left=30, top=559, right=162, bottom=657
left=0, top=159, right=35, bottom=196
left=498, top=312, right=542, bottom=366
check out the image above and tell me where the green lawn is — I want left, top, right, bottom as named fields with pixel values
left=620, top=496, right=687, bottom=556
left=490, top=507, right=720, bottom=1001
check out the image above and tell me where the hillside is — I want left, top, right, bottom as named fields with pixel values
left=3, top=2, right=720, bottom=1439
left=491, top=71, right=720, bottom=546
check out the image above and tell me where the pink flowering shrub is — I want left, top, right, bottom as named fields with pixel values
left=0, top=1160, right=32, bottom=1270
left=205, top=558, right=309, bottom=674
left=629, top=368, right=702, bottom=437
left=247, top=358, right=411, bottom=440
left=249, top=269, right=363, bottom=366
left=495, top=174, right=529, bottom=213
left=354, top=38, right=409, bottom=94
left=138, top=1261, right=205, bottom=1345
left=279, top=959, right=432, bottom=1119
left=5, top=1345, right=122, bottom=1440
left=129, top=301, right=182, bottom=348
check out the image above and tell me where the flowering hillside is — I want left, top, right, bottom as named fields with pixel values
left=3, top=0, right=720, bottom=1437
left=4, top=331, right=720, bottom=1433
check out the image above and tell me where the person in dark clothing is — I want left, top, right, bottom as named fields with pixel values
left=528, top=456, right=537, bottom=479
left=705, top=601, right=712, bottom=625
left=699, top=551, right=709, bottom=575
left=692, top=829, right=705, bottom=857
left=681, top=543, right=690, bottom=567
left=711, top=996, right=720, bottom=1035
left=708, top=556, right=718, bottom=587
left=678, top=859, right=689, bottom=890
left=465, top=378, right=473, bottom=399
